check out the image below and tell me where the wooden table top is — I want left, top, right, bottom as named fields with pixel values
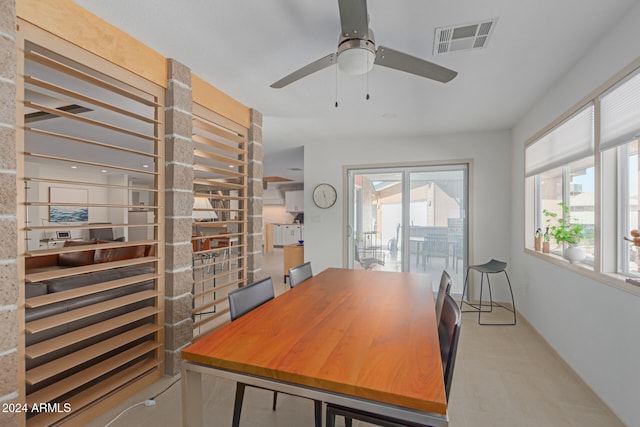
left=182, top=267, right=447, bottom=415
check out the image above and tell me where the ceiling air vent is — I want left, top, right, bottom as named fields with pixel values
left=434, top=18, right=497, bottom=55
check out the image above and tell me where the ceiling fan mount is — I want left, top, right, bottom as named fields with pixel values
left=270, top=0, right=457, bottom=89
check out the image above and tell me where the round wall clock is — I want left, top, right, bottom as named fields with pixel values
left=312, top=183, right=337, bottom=209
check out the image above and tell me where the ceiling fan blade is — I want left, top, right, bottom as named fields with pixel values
left=374, top=46, right=457, bottom=83
left=270, top=53, right=337, bottom=88
left=338, top=0, right=369, bottom=38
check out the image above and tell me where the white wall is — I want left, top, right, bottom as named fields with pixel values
left=303, top=130, right=512, bottom=287
left=511, top=3, right=640, bottom=425
left=25, top=162, right=129, bottom=248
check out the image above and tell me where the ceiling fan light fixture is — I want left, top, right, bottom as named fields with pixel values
left=337, top=37, right=376, bottom=75
left=338, top=47, right=375, bottom=75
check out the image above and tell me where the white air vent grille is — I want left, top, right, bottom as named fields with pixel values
left=434, top=18, right=498, bottom=55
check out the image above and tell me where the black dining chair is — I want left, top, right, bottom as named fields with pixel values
left=288, top=261, right=313, bottom=288
left=325, top=294, right=462, bottom=427
left=435, top=270, right=453, bottom=327
left=228, top=277, right=322, bottom=427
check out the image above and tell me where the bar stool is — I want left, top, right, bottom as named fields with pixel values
left=460, top=259, right=516, bottom=325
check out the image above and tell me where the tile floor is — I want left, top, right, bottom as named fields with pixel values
left=88, top=249, right=624, bottom=427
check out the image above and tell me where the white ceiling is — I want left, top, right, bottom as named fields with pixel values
left=74, top=0, right=638, bottom=182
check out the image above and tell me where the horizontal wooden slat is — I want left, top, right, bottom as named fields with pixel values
left=23, top=176, right=159, bottom=192
left=26, top=358, right=160, bottom=427
left=25, top=101, right=160, bottom=142
left=26, top=341, right=161, bottom=405
left=25, top=127, right=159, bottom=158
left=193, top=149, right=244, bottom=167
left=193, top=163, right=245, bottom=178
left=192, top=114, right=246, bottom=144
left=192, top=134, right=243, bottom=156
left=26, top=290, right=159, bottom=334
left=26, top=273, right=159, bottom=308
left=25, top=223, right=157, bottom=232
left=193, top=307, right=230, bottom=329
left=24, top=49, right=161, bottom=107
left=193, top=279, right=240, bottom=298
left=193, top=178, right=245, bottom=190
left=24, top=75, right=161, bottom=124
left=25, top=306, right=160, bottom=359
left=193, top=191, right=243, bottom=201
left=25, top=152, right=159, bottom=176
left=25, top=256, right=158, bottom=283
left=193, top=297, right=227, bottom=315
left=25, top=240, right=157, bottom=258
left=192, top=221, right=244, bottom=229
left=25, top=201, right=158, bottom=209
left=26, top=323, right=160, bottom=385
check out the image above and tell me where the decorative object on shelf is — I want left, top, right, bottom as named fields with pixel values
left=298, top=240, right=304, bottom=246
left=534, top=228, right=542, bottom=251
left=543, top=227, right=550, bottom=253
left=623, top=229, right=640, bottom=246
left=312, top=183, right=337, bottom=209
left=543, top=202, right=585, bottom=263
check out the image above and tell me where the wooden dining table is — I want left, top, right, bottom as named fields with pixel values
left=181, top=267, right=448, bottom=426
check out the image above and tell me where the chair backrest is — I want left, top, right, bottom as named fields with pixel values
left=228, top=277, right=275, bottom=321
left=288, top=262, right=313, bottom=288
left=435, top=270, right=453, bottom=326
left=439, top=294, right=462, bottom=400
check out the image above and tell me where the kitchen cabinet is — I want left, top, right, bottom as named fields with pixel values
left=273, top=224, right=303, bottom=246
left=285, top=190, right=304, bottom=212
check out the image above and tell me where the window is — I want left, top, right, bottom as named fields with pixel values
left=527, top=105, right=595, bottom=267
left=525, top=63, right=640, bottom=289
left=600, top=69, right=640, bottom=277
left=618, top=140, right=640, bottom=276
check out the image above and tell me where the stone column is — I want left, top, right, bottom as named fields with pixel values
left=164, top=59, right=194, bottom=375
left=246, top=109, right=264, bottom=284
left=0, top=1, right=19, bottom=425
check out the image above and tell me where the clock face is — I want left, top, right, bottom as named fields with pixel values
left=313, top=183, right=337, bottom=209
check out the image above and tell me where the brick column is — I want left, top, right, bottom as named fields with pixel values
left=164, top=59, right=194, bottom=375
left=246, top=109, right=264, bottom=283
left=0, top=1, right=19, bottom=425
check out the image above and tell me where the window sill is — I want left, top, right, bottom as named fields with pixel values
left=524, top=247, right=640, bottom=297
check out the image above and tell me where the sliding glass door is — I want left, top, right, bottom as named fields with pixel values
left=347, top=164, right=468, bottom=292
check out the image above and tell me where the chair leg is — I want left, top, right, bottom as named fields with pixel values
left=232, top=382, right=246, bottom=427
left=478, top=271, right=517, bottom=326
left=326, top=404, right=336, bottom=427
left=272, top=391, right=278, bottom=411
left=313, top=400, right=322, bottom=427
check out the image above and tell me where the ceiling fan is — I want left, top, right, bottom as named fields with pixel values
left=270, top=0, right=458, bottom=89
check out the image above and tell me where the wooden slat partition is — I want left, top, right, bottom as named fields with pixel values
left=26, top=290, right=159, bottom=333
left=17, top=22, right=165, bottom=425
left=25, top=272, right=159, bottom=307
left=25, top=256, right=159, bottom=283
left=26, top=307, right=160, bottom=359
left=26, top=341, right=161, bottom=406
left=26, top=359, right=161, bottom=427
left=26, top=323, right=160, bottom=385
left=191, top=90, right=248, bottom=336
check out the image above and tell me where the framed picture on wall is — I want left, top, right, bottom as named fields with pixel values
left=49, top=187, right=89, bottom=222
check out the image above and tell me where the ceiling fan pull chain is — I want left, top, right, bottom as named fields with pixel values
left=366, top=53, right=371, bottom=100
left=335, top=61, right=339, bottom=108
